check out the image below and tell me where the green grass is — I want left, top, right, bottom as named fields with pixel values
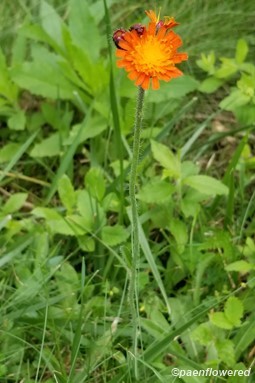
left=0, top=0, right=255, bottom=382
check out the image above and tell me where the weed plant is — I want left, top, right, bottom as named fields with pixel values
left=0, top=0, right=255, bottom=382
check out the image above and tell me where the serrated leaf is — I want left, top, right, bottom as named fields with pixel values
left=151, top=140, right=180, bottom=178
left=137, top=179, right=174, bottom=204
left=216, top=339, right=236, bottom=367
left=192, top=322, right=214, bottom=346
left=209, top=312, right=233, bottom=330
left=58, top=174, right=76, bottom=212
left=11, top=47, right=75, bottom=100
left=183, top=175, right=228, bottom=196
left=102, top=225, right=129, bottom=246
left=3, top=193, right=28, bottom=214
left=224, top=297, right=243, bottom=327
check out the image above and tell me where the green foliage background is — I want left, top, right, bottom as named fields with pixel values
left=0, top=0, right=255, bottom=382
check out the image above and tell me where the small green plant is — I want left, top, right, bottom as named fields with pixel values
left=197, top=39, right=255, bottom=125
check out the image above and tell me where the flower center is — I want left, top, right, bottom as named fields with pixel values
left=133, top=36, right=171, bottom=74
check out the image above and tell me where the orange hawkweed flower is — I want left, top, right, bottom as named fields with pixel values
left=115, top=10, right=188, bottom=90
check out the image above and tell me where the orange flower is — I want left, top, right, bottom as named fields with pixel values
left=115, top=10, right=188, bottom=90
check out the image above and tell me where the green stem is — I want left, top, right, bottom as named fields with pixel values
left=129, top=86, right=145, bottom=374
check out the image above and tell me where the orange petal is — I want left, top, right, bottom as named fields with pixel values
left=141, top=76, right=150, bottom=90
left=164, top=17, right=179, bottom=29
left=116, top=60, right=127, bottom=68
left=118, top=41, right=131, bottom=50
left=156, top=27, right=166, bottom=40
left=145, top=10, right=158, bottom=23
left=116, top=49, right=126, bottom=57
left=152, top=77, right=160, bottom=90
left=167, top=67, right=183, bottom=78
left=135, top=73, right=146, bottom=86
left=128, top=71, right=139, bottom=80
left=173, top=52, right=188, bottom=63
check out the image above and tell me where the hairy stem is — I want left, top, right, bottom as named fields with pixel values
left=129, top=86, right=145, bottom=375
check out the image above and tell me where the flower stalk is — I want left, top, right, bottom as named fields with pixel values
left=129, top=85, right=145, bottom=368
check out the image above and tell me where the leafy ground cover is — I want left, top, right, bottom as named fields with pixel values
left=0, top=0, right=255, bottom=382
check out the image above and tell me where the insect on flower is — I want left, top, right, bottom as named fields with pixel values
left=113, top=10, right=188, bottom=90
left=112, top=28, right=127, bottom=49
left=129, top=23, right=145, bottom=36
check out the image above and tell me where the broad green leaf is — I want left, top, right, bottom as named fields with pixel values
left=192, top=322, right=214, bottom=346
left=220, top=90, right=250, bottom=111
left=102, top=225, right=129, bottom=246
left=77, top=235, right=95, bottom=252
left=151, top=140, right=181, bottom=178
left=65, top=215, right=89, bottom=235
left=199, top=77, right=224, bottom=93
left=215, top=58, right=238, bottom=78
left=69, top=0, right=101, bottom=61
left=102, top=192, right=120, bottom=212
left=11, top=46, right=75, bottom=100
left=58, top=174, right=76, bottom=212
left=169, top=218, right=188, bottom=254
left=215, top=339, right=235, bottom=367
left=225, top=260, right=255, bottom=273
left=65, top=41, right=108, bottom=94
left=55, top=263, right=79, bottom=309
left=64, top=116, right=107, bottom=146
left=224, top=297, right=243, bottom=327
left=30, top=133, right=61, bottom=157
left=0, top=143, right=22, bottom=164
left=147, top=76, right=198, bottom=103
left=137, top=179, right=174, bottom=204
left=243, top=237, right=255, bottom=257
left=183, top=175, right=228, bottom=196
left=40, top=0, right=66, bottom=50
left=7, top=109, right=26, bottom=130
left=235, top=39, right=248, bottom=64
left=85, top=167, right=105, bottom=202
left=76, top=190, right=105, bottom=229
left=209, top=312, right=233, bottom=330
left=181, top=161, right=199, bottom=178
left=32, top=207, right=74, bottom=235
left=2, top=193, right=28, bottom=214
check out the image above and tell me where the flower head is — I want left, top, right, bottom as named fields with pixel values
left=114, top=10, right=188, bottom=90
